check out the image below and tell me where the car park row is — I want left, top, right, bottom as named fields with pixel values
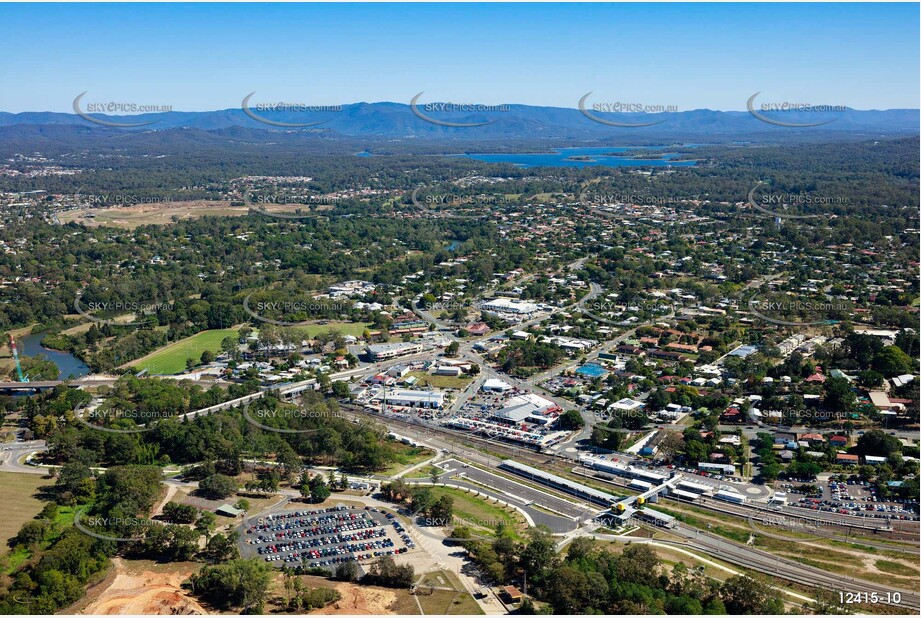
left=244, top=506, right=416, bottom=568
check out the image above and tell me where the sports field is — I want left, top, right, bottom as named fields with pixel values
left=126, top=328, right=239, bottom=375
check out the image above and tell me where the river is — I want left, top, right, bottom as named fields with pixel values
left=17, top=333, right=90, bottom=380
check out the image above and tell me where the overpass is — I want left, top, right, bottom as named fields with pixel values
left=0, top=380, right=64, bottom=392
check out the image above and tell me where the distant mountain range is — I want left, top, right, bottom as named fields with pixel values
left=1, top=102, right=917, bottom=142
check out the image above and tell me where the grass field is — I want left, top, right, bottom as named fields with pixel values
left=0, top=473, right=52, bottom=557
left=126, top=328, right=239, bottom=374
left=405, top=465, right=443, bottom=479
left=290, top=321, right=372, bottom=338
left=407, top=371, right=472, bottom=389
left=416, top=569, right=484, bottom=615
left=427, top=486, right=527, bottom=538
left=378, top=445, right=435, bottom=477
left=875, top=559, right=920, bottom=577
left=416, top=570, right=483, bottom=615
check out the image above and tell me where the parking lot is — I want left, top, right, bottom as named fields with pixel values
left=240, top=505, right=416, bottom=569
left=786, top=477, right=919, bottom=521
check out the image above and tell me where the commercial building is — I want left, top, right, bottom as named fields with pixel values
left=372, top=388, right=445, bottom=409
left=481, top=297, right=540, bottom=316
left=698, top=461, right=737, bottom=475
left=610, top=398, right=644, bottom=412
left=365, top=341, right=425, bottom=361
left=215, top=504, right=245, bottom=517
left=836, top=453, right=859, bottom=465
left=481, top=378, right=513, bottom=392
left=493, top=393, right=560, bottom=423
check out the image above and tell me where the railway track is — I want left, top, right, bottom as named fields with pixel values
left=662, top=529, right=920, bottom=611
left=570, top=465, right=919, bottom=543
left=345, top=404, right=919, bottom=539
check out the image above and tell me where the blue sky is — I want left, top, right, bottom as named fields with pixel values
left=1, top=2, right=918, bottom=113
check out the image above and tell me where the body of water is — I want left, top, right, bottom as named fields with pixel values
left=456, top=146, right=698, bottom=169
left=18, top=333, right=90, bottom=380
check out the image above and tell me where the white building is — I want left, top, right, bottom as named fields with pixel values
left=494, top=393, right=558, bottom=423
left=482, top=378, right=513, bottom=392
left=610, top=398, right=644, bottom=412
left=365, top=341, right=424, bottom=361
left=481, top=298, right=540, bottom=316
left=372, top=388, right=445, bottom=409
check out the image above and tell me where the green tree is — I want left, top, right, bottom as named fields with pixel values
left=430, top=495, right=454, bottom=525
left=12, top=520, right=51, bottom=548
left=198, top=474, right=238, bottom=499
left=411, top=487, right=435, bottom=515
left=856, top=430, right=902, bottom=457
left=557, top=409, right=585, bottom=430
left=196, top=510, right=217, bottom=536
left=872, top=346, right=914, bottom=377
left=188, top=559, right=271, bottom=611
left=335, top=560, right=360, bottom=582
left=331, top=380, right=351, bottom=399
left=823, top=377, right=856, bottom=413
left=720, top=575, right=784, bottom=614
left=309, top=475, right=331, bottom=503
left=201, top=531, right=240, bottom=563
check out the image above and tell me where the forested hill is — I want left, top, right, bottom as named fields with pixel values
left=0, top=102, right=917, bottom=144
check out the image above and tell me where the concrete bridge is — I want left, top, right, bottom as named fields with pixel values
left=0, top=380, right=69, bottom=393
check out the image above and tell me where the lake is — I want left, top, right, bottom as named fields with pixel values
left=455, top=146, right=698, bottom=169
left=18, top=333, right=90, bottom=380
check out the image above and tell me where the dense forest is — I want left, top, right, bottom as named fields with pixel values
left=20, top=386, right=401, bottom=473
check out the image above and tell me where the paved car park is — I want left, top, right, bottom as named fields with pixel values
left=787, top=477, right=918, bottom=521
left=241, top=505, right=415, bottom=568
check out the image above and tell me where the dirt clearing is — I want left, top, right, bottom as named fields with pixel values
left=309, top=582, right=398, bottom=615
left=77, top=558, right=206, bottom=615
